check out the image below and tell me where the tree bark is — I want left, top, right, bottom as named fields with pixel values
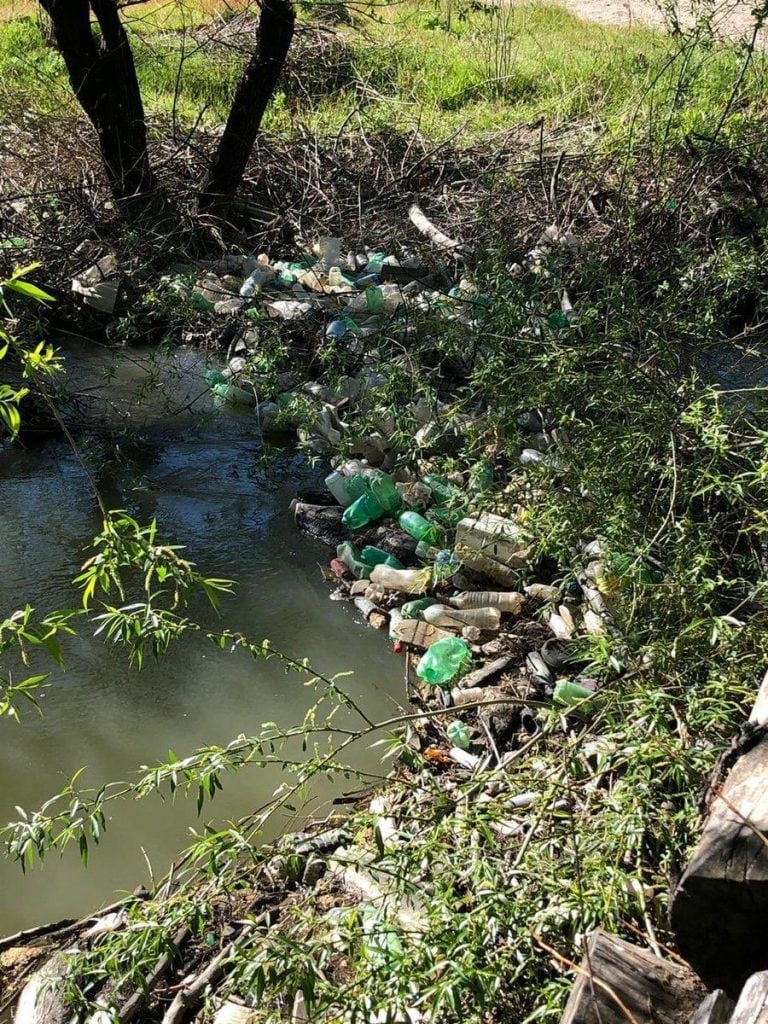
left=39, top=0, right=158, bottom=214
left=199, top=0, right=295, bottom=215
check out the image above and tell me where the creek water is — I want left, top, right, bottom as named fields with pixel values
left=0, top=343, right=402, bottom=934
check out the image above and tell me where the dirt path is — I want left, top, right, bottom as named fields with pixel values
left=527, top=0, right=763, bottom=42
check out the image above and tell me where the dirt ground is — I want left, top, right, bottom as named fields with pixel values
left=544, top=0, right=764, bottom=40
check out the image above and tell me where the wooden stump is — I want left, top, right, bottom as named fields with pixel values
left=560, top=929, right=703, bottom=1024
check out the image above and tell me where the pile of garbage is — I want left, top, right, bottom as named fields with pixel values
left=169, top=228, right=494, bottom=453
left=293, top=456, right=615, bottom=752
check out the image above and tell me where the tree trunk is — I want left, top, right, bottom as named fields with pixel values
left=199, top=0, right=295, bottom=215
left=39, top=0, right=158, bottom=214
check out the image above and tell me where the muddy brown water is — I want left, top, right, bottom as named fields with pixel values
left=0, top=343, right=402, bottom=934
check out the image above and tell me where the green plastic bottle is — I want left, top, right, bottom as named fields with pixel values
left=336, top=542, right=371, bottom=580
left=367, top=471, right=402, bottom=516
left=469, top=459, right=494, bottom=493
left=361, top=545, right=404, bottom=570
left=398, top=511, right=443, bottom=547
left=422, top=473, right=464, bottom=507
left=416, top=636, right=471, bottom=686
left=553, top=680, right=595, bottom=707
left=342, top=491, right=385, bottom=530
left=400, top=597, right=440, bottom=620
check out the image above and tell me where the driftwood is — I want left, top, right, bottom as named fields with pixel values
left=730, top=971, right=768, bottom=1024
left=560, top=929, right=702, bottom=1024
left=408, top=204, right=471, bottom=257
left=118, top=925, right=190, bottom=1023
left=671, top=673, right=768, bottom=996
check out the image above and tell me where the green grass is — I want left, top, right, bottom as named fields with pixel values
left=1, top=0, right=766, bottom=145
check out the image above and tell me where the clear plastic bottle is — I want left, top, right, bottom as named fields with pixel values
left=398, top=511, right=443, bottom=546
left=325, top=471, right=368, bottom=508
left=369, top=564, right=431, bottom=593
left=336, top=542, right=370, bottom=580
left=449, top=591, right=524, bottom=613
left=367, top=470, right=402, bottom=516
left=423, top=605, right=501, bottom=631
left=239, top=266, right=274, bottom=297
left=342, top=491, right=384, bottom=530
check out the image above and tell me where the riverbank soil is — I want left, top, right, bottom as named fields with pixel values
left=3, top=0, right=768, bottom=1022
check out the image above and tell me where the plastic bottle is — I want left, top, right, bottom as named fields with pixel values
left=369, top=564, right=431, bottom=594
left=422, top=473, right=465, bottom=506
left=423, top=605, right=501, bottom=631
left=398, top=511, right=443, bottom=547
left=367, top=471, right=402, bottom=516
left=239, top=266, right=273, bottom=297
left=336, top=542, right=371, bottom=580
left=447, top=720, right=472, bottom=749
left=388, top=607, right=404, bottom=642
left=469, top=459, right=494, bottom=493
left=360, top=546, right=404, bottom=570
left=400, top=597, right=440, bottom=620
left=553, top=680, right=595, bottom=707
left=416, top=636, right=472, bottom=686
left=449, top=591, right=524, bottom=614
left=342, top=491, right=385, bottom=530
left=325, top=471, right=368, bottom=508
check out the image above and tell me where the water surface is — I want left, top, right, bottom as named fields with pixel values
left=0, top=344, right=402, bottom=933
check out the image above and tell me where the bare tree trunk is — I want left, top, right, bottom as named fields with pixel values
left=39, top=0, right=158, bottom=215
left=199, top=0, right=295, bottom=216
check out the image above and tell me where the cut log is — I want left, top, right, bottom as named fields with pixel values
left=560, top=929, right=703, bottom=1024
left=730, top=971, right=768, bottom=1024
left=689, top=990, right=735, bottom=1024
left=670, top=732, right=768, bottom=996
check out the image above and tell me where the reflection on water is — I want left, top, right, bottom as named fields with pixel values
left=0, top=344, right=402, bottom=933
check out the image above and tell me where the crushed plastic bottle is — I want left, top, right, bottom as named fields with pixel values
left=416, top=636, right=471, bottom=686
left=398, top=511, right=443, bottom=546
left=336, top=542, right=371, bottom=580
left=342, top=491, right=385, bottom=530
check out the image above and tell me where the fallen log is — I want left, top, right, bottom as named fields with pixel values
left=671, top=672, right=768, bottom=997
left=559, top=929, right=702, bottom=1024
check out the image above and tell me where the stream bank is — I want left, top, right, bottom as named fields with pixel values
left=4, top=129, right=768, bottom=1023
